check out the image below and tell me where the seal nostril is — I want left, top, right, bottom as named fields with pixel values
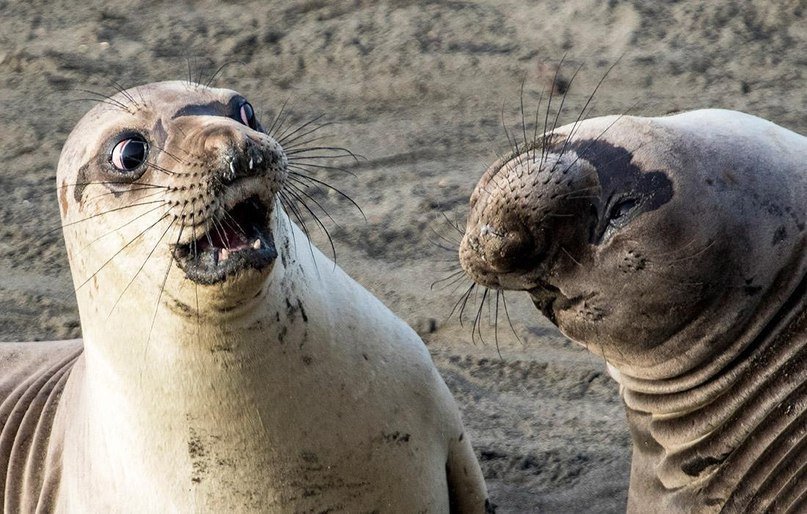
left=475, top=225, right=540, bottom=273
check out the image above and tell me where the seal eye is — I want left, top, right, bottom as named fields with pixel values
left=239, top=101, right=257, bottom=129
left=110, top=136, right=148, bottom=172
left=608, top=198, right=637, bottom=226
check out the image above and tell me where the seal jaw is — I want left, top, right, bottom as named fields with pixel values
left=172, top=196, right=277, bottom=285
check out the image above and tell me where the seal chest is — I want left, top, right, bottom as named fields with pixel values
left=460, top=109, right=807, bottom=513
left=0, top=81, right=491, bottom=513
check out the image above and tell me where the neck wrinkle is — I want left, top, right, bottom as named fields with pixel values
left=616, top=243, right=807, bottom=396
left=616, top=269, right=807, bottom=500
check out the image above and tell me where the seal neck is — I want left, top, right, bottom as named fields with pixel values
left=60, top=215, right=336, bottom=510
left=612, top=257, right=807, bottom=508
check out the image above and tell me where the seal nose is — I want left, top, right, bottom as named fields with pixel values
left=198, top=123, right=284, bottom=185
left=221, top=140, right=268, bottom=185
left=460, top=220, right=542, bottom=286
left=477, top=224, right=537, bottom=271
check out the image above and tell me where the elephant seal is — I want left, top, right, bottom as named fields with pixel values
left=459, top=109, right=807, bottom=513
left=0, top=81, right=491, bottom=513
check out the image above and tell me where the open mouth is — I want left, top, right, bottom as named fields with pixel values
left=172, top=196, right=277, bottom=285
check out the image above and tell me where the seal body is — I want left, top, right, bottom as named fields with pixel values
left=1, top=81, right=490, bottom=512
left=460, top=109, right=807, bottom=512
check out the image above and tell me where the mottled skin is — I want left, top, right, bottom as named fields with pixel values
left=460, top=110, right=807, bottom=513
left=0, top=81, right=490, bottom=513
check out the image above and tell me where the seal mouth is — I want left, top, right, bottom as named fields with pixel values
left=527, top=279, right=577, bottom=325
left=172, top=196, right=277, bottom=285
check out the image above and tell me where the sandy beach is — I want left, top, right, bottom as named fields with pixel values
left=1, top=1, right=804, bottom=511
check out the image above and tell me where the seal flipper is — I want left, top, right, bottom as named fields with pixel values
left=446, top=430, right=493, bottom=513
left=0, top=340, right=83, bottom=512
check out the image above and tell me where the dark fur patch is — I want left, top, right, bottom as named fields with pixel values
left=74, top=163, right=91, bottom=202
left=563, top=139, right=674, bottom=242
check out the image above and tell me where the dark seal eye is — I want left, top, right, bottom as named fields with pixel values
left=110, top=136, right=148, bottom=172
left=609, top=198, right=637, bottom=226
left=238, top=101, right=257, bottom=129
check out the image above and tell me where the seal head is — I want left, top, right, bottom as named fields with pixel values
left=57, top=81, right=287, bottom=311
left=460, top=110, right=807, bottom=512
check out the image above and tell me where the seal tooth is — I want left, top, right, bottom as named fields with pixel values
left=252, top=239, right=261, bottom=250
left=220, top=248, right=230, bottom=262
left=249, top=157, right=254, bottom=170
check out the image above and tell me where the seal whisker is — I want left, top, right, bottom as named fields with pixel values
left=287, top=152, right=359, bottom=162
left=547, top=62, right=583, bottom=149
left=107, top=79, right=142, bottom=111
left=145, top=161, right=179, bottom=176
left=281, top=184, right=337, bottom=261
left=86, top=188, right=166, bottom=209
left=449, top=283, right=476, bottom=324
left=149, top=144, right=187, bottom=166
left=561, top=247, right=583, bottom=267
left=636, top=237, right=703, bottom=260
left=493, top=291, right=504, bottom=359
left=262, top=98, right=290, bottom=139
left=656, top=240, right=717, bottom=264
left=266, top=103, right=296, bottom=142
left=28, top=181, right=167, bottom=203
left=79, top=203, right=170, bottom=254
left=285, top=145, right=361, bottom=160
left=274, top=114, right=328, bottom=145
left=143, top=218, right=179, bottom=363
left=48, top=200, right=168, bottom=236
left=551, top=57, right=623, bottom=173
left=210, top=217, right=233, bottom=250
left=428, top=223, right=462, bottom=248
left=66, top=88, right=133, bottom=112
left=74, top=210, right=172, bottom=293
left=500, top=102, right=520, bottom=157
left=430, top=269, right=467, bottom=291
left=286, top=171, right=365, bottom=220
left=279, top=134, right=335, bottom=152
left=284, top=180, right=340, bottom=227
left=471, top=287, right=490, bottom=345
left=204, top=60, right=243, bottom=88
left=277, top=192, right=323, bottom=274
left=530, top=90, right=545, bottom=164
left=107, top=207, right=183, bottom=318
left=84, top=186, right=168, bottom=204
left=540, top=54, right=566, bottom=166
left=519, top=76, right=530, bottom=161
left=500, top=291, right=524, bottom=345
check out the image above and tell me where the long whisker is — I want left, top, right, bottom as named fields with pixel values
left=449, top=283, right=475, bottom=323
left=471, top=288, right=490, bottom=344
left=75, top=210, right=171, bottom=292
left=501, top=291, right=523, bottom=345
left=287, top=171, right=365, bottom=219
left=107, top=207, right=181, bottom=317
left=430, top=269, right=467, bottom=290
left=46, top=200, right=167, bottom=237
left=281, top=185, right=337, bottom=261
left=80, top=203, right=169, bottom=254
left=143, top=218, right=179, bottom=362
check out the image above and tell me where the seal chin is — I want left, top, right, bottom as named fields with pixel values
left=172, top=195, right=278, bottom=285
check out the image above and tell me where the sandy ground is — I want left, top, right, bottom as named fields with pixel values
left=1, top=1, right=805, bottom=511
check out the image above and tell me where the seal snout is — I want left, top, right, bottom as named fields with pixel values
left=169, top=122, right=287, bottom=285
left=195, top=123, right=287, bottom=187
left=460, top=219, right=543, bottom=290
